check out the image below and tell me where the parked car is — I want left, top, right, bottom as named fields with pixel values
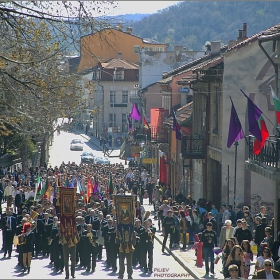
left=70, top=139, right=83, bottom=151
left=80, top=151, right=94, bottom=164
left=94, top=156, right=110, bottom=164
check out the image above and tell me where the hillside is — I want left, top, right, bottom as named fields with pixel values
left=127, top=1, right=280, bottom=50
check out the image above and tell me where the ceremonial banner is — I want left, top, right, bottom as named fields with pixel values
left=114, top=195, right=135, bottom=250
left=59, top=187, right=78, bottom=248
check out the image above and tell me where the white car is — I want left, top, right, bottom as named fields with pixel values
left=70, top=139, right=83, bottom=151
left=94, top=156, right=110, bottom=164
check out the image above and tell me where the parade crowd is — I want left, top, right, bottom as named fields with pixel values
left=0, top=161, right=280, bottom=279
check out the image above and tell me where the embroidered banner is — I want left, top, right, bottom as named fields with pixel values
left=114, top=195, right=135, bottom=248
left=59, top=187, right=78, bottom=248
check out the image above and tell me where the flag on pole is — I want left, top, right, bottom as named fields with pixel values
left=129, top=103, right=141, bottom=121
left=227, top=97, right=245, bottom=148
left=253, top=115, right=269, bottom=155
left=87, top=178, right=92, bottom=203
left=172, top=109, right=182, bottom=140
left=241, top=89, right=262, bottom=141
left=126, top=114, right=133, bottom=130
left=34, top=173, right=41, bottom=200
left=270, top=85, right=280, bottom=124
left=108, top=172, right=114, bottom=194
left=143, top=116, right=151, bottom=134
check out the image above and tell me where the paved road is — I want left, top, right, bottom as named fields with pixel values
left=0, top=128, right=193, bottom=279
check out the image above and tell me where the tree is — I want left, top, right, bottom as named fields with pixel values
left=0, top=1, right=117, bottom=171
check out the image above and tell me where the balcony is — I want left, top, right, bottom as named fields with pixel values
left=129, top=90, right=141, bottom=104
left=181, top=134, right=205, bottom=159
left=132, top=126, right=168, bottom=143
left=245, top=135, right=280, bottom=181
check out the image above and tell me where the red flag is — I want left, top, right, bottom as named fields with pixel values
left=143, top=116, right=151, bottom=134
left=87, top=178, right=92, bottom=203
left=253, top=116, right=269, bottom=155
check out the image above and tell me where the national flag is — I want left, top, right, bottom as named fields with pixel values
left=68, top=178, right=74, bottom=188
left=253, top=115, right=269, bottom=155
left=108, top=172, right=114, bottom=194
left=241, top=89, right=262, bottom=141
left=93, top=180, right=102, bottom=199
left=129, top=103, right=141, bottom=121
left=34, top=173, right=41, bottom=200
left=227, top=97, right=245, bottom=148
left=126, top=114, right=133, bottom=130
left=87, top=178, right=92, bottom=203
left=143, top=116, right=151, bottom=134
left=172, top=109, right=181, bottom=140
left=77, top=177, right=83, bottom=194
left=270, top=85, right=280, bottom=124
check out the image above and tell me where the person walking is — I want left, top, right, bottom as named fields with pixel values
left=21, top=222, right=34, bottom=274
left=200, top=222, right=218, bottom=276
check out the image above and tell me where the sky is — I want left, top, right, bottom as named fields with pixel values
left=107, top=1, right=181, bottom=16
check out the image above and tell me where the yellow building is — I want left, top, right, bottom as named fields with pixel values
left=78, top=25, right=166, bottom=72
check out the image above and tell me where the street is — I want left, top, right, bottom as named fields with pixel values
left=0, top=129, right=193, bottom=279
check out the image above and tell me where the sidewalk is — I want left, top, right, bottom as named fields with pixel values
left=143, top=203, right=256, bottom=279
left=74, top=129, right=120, bottom=157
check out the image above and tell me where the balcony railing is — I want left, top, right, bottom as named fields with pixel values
left=181, top=134, right=205, bottom=159
left=247, top=135, right=280, bottom=168
left=133, top=126, right=168, bottom=143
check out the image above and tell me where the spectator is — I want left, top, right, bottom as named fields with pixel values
left=180, top=211, right=188, bottom=249
left=210, top=204, right=219, bottom=221
left=241, top=240, right=253, bottom=279
left=200, top=222, right=217, bottom=276
left=236, top=206, right=244, bottom=220
left=174, top=190, right=184, bottom=205
left=255, top=258, right=280, bottom=279
left=164, top=185, right=172, bottom=200
left=227, top=264, right=241, bottom=279
left=222, top=204, right=231, bottom=225
left=162, top=210, right=175, bottom=252
left=225, top=245, right=245, bottom=278
left=222, top=239, right=235, bottom=274
left=234, top=220, right=252, bottom=245
left=255, top=206, right=268, bottom=220
left=233, top=219, right=243, bottom=235
left=220, top=220, right=234, bottom=248
left=255, top=247, right=274, bottom=271
left=255, top=217, right=267, bottom=257
left=207, top=212, right=217, bottom=233
left=260, top=227, right=274, bottom=252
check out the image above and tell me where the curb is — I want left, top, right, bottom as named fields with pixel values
left=154, top=235, right=200, bottom=279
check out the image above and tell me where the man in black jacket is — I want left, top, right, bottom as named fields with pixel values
left=132, top=219, right=145, bottom=267
left=255, top=217, right=267, bottom=257
left=162, top=210, right=175, bottom=253
left=15, top=189, right=25, bottom=213
left=200, top=222, right=217, bottom=275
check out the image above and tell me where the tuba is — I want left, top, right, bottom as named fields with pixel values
left=30, top=210, right=38, bottom=230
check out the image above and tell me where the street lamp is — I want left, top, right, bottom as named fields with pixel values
left=97, top=67, right=124, bottom=150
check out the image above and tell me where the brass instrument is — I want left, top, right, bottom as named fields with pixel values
left=30, top=210, right=38, bottom=230
left=86, top=232, right=96, bottom=247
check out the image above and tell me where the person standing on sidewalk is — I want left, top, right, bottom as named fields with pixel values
left=200, top=222, right=217, bottom=276
left=162, top=209, right=175, bottom=253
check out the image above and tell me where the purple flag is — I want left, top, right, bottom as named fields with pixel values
left=172, top=110, right=181, bottom=140
left=227, top=97, right=245, bottom=148
left=93, top=180, right=102, bottom=199
left=129, top=103, right=141, bottom=121
left=126, top=114, right=133, bottom=130
left=240, top=89, right=262, bottom=141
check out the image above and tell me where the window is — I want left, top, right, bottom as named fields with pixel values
left=149, top=47, right=153, bottom=51
left=109, top=114, right=116, bottom=127
left=122, top=114, right=127, bottom=132
left=155, top=47, right=164, bottom=52
left=110, top=91, right=116, bottom=103
left=92, top=70, right=101, bottom=80
left=144, top=47, right=149, bottom=51
left=122, top=91, right=128, bottom=103
left=213, top=88, right=220, bottom=134
left=114, top=70, right=124, bottom=81
left=134, top=45, right=140, bottom=54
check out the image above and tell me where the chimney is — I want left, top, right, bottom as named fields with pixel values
left=118, top=21, right=123, bottom=31
left=210, top=41, right=221, bottom=54
left=126, top=26, right=132, bottom=34
left=117, top=53, right=122, bottom=59
left=237, top=30, right=243, bottom=42
left=243, top=23, right=247, bottom=38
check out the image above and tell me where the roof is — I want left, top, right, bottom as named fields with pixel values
left=158, top=23, right=280, bottom=86
left=101, top=58, right=139, bottom=70
left=258, top=23, right=280, bottom=42
left=81, top=27, right=166, bottom=46
left=165, top=101, right=193, bottom=127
